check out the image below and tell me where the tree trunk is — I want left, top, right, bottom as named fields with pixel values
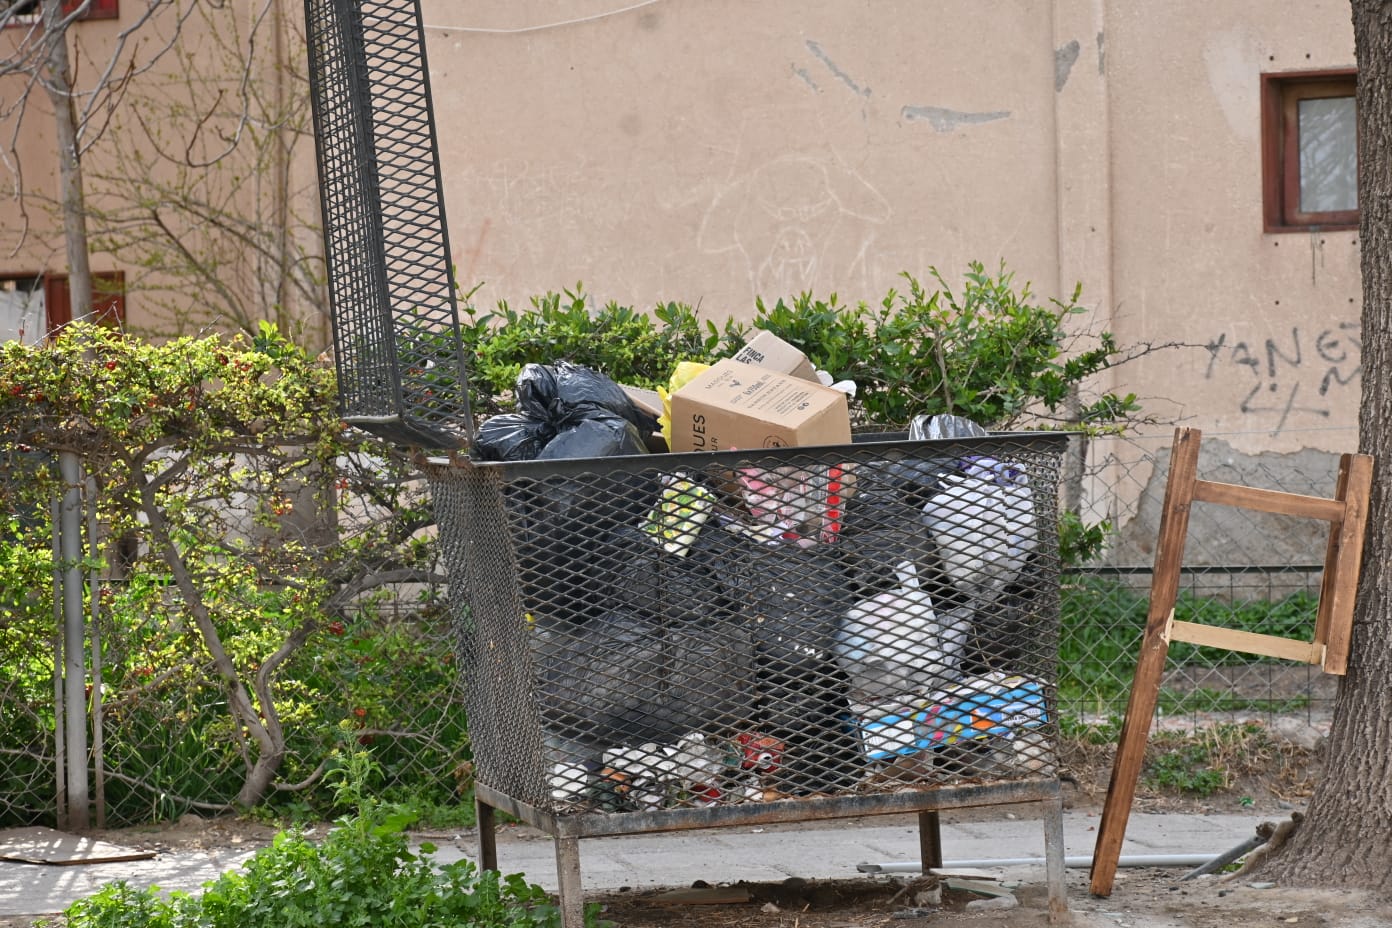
left=41, top=0, right=93, bottom=322
left=1265, top=0, right=1392, bottom=891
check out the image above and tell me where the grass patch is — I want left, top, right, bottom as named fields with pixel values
left=1059, top=575, right=1322, bottom=708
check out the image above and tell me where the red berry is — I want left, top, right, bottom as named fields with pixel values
left=327, top=621, right=346, bottom=636
left=105, top=360, right=117, bottom=370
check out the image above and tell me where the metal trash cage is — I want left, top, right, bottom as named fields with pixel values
left=425, top=432, right=1067, bottom=824
left=304, top=0, right=472, bottom=449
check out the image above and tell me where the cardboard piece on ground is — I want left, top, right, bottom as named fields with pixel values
left=729, top=330, right=818, bottom=382
left=668, top=359, right=850, bottom=453
left=943, top=877, right=1020, bottom=897
left=0, top=827, right=157, bottom=865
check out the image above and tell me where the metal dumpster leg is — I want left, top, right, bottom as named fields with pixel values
left=1042, top=793, right=1069, bottom=924
left=917, top=810, right=943, bottom=871
left=476, top=797, right=497, bottom=871
left=555, top=835, right=585, bottom=928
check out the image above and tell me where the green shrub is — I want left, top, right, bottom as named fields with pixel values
left=456, top=263, right=1136, bottom=434
left=57, top=747, right=603, bottom=928
left=754, top=262, right=1135, bottom=429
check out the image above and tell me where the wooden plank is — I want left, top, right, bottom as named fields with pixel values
left=1191, top=480, right=1344, bottom=521
left=1090, top=427, right=1201, bottom=898
left=1319, top=453, right=1373, bottom=675
left=1313, top=454, right=1353, bottom=658
left=1167, top=619, right=1323, bottom=664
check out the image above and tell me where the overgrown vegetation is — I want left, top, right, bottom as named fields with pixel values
left=55, top=743, right=602, bottom=928
left=0, top=265, right=1163, bottom=829
left=458, top=262, right=1142, bottom=434
left=0, top=323, right=465, bottom=824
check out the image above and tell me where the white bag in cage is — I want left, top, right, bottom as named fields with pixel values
left=921, top=457, right=1036, bottom=602
left=834, top=561, right=963, bottom=699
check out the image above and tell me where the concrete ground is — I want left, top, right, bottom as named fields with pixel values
left=0, top=809, right=1274, bottom=919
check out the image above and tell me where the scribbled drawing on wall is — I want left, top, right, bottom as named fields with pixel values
left=1204, top=322, right=1361, bottom=434
left=697, top=152, right=891, bottom=301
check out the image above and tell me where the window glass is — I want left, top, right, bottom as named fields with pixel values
left=0, top=278, right=45, bottom=344
left=1298, top=95, right=1358, bottom=214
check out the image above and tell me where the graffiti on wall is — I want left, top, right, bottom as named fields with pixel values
left=1204, top=323, right=1361, bottom=433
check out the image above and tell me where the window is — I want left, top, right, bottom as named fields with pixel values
left=0, top=277, right=45, bottom=345
left=1261, top=69, right=1358, bottom=232
left=45, top=270, right=127, bottom=329
left=2, top=0, right=118, bottom=27
left=0, top=271, right=125, bottom=341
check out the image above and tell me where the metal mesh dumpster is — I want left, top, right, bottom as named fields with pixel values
left=303, top=0, right=1070, bottom=923
left=424, top=435, right=1069, bottom=921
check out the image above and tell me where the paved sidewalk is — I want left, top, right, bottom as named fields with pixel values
left=0, top=809, right=1274, bottom=918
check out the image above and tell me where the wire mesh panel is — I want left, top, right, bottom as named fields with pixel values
left=427, top=433, right=1066, bottom=822
left=304, top=0, right=471, bottom=448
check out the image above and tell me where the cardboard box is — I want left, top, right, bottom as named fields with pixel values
left=618, top=383, right=664, bottom=420
left=668, top=359, right=851, bottom=453
left=852, top=675, right=1048, bottom=763
left=729, top=330, right=818, bottom=382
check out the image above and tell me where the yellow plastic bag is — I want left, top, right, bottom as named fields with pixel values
left=657, top=361, right=710, bottom=447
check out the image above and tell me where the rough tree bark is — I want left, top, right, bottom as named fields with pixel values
left=1266, top=0, right=1392, bottom=892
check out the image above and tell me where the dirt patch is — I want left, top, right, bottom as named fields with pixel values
left=590, top=869, right=1392, bottom=928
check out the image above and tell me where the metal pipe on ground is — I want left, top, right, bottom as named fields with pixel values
left=857, top=854, right=1217, bottom=873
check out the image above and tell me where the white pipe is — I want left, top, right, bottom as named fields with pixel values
left=59, top=450, right=90, bottom=831
left=857, top=854, right=1215, bottom=873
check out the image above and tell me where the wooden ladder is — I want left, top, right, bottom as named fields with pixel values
left=1088, top=427, right=1373, bottom=896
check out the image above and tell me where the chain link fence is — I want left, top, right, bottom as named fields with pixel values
left=1060, top=427, right=1356, bottom=726
left=0, top=427, right=1357, bottom=827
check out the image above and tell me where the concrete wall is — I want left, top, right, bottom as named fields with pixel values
left=422, top=1, right=1062, bottom=315
left=1, top=2, right=1363, bottom=481
left=419, top=0, right=1360, bottom=439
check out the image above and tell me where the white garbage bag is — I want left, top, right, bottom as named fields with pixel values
left=834, top=561, right=961, bottom=699
left=921, top=456, right=1036, bottom=603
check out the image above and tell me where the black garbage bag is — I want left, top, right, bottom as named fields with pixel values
left=908, top=413, right=990, bottom=442
left=603, top=524, right=729, bottom=626
left=835, top=479, right=929, bottom=595
left=474, top=361, right=658, bottom=461
left=878, top=414, right=992, bottom=502
left=481, top=364, right=658, bottom=620
left=518, top=361, right=660, bottom=435
left=511, top=467, right=657, bottom=624
left=536, top=608, right=755, bottom=760
left=537, top=414, right=647, bottom=460
left=474, top=413, right=552, bottom=462
left=701, top=541, right=865, bottom=793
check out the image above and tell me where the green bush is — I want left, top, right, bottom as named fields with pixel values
left=755, top=262, right=1135, bottom=429
left=57, top=747, right=603, bottom=928
left=456, top=263, right=1136, bottom=434
left=0, top=323, right=468, bottom=825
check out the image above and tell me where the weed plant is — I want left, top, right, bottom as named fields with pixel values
left=55, top=742, right=603, bottom=928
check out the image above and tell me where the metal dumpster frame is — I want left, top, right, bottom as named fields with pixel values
left=421, top=435, right=1071, bottom=926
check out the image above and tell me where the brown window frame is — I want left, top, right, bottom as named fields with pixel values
left=44, top=270, right=126, bottom=331
left=3, top=0, right=118, bottom=28
left=1262, top=68, right=1359, bottom=233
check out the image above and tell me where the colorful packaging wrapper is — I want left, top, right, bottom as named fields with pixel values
left=640, top=473, right=715, bottom=556
left=732, top=462, right=852, bottom=547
